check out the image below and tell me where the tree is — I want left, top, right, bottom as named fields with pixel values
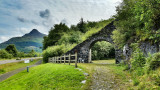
left=0, top=49, right=13, bottom=59
left=113, top=0, right=160, bottom=48
left=5, top=44, right=18, bottom=57
left=77, top=18, right=87, bottom=33
left=43, top=23, right=69, bottom=50
left=92, top=41, right=115, bottom=60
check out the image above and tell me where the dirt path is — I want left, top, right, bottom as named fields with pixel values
left=90, top=65, right=120, bottom=90
left=0, top=60, right=42, bottom=82
left=0, top=57, right=42, bottom=65
left=80, top=60, right=129, bottom=90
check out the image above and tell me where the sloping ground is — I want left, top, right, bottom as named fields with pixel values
left=0, top=64, right=85, bottom=90
left=0, top=60, right=42, bottom=82
left=0, top=60, right=133, bottom=90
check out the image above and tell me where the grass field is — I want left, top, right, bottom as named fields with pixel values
left=0, top=59, right=40, bottom=75
left=1, top=59, right=159, bottom=89
left=0, top=64, right=85, bottom=90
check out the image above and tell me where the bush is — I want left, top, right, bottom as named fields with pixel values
left=5, top=44, right=18, bottom=57
left=131, top=49, right=146, bottom=70
left=146, top=53, right=160, bottom=71
left=42, top=44, right=76, bottom=63
left=0, top=49, right=13, bottom=59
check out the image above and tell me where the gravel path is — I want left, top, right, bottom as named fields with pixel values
left=90, top=64, right=123, bottom=90
left=0, top=57, right=42, bottom=65
left=0, top=60, right=42, bottom=82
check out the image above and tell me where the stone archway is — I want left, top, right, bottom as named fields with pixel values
left=65, top=21, right=123, bottom=63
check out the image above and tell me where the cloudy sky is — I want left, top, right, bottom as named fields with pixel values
left=0, top=0, right=122, bottom=43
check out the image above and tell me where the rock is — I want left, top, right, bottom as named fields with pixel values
left=83, top=73, right=89, bottom=76
left=81, top=80, right=86, bottom=84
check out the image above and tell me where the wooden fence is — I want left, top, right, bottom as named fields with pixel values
left=48, top=52, right=78, bottom=68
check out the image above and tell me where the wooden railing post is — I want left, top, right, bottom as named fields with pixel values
left=54, top=57, right=55, bottom=63
left=69, top=54, right=71, bottom=65
left=56, top=56, right=57, bottom=63
left=58, top=56, right=59, bottom=63
left=75, top=52, right=78, bottom=68
left=52, top=57, right=54, bottom=63
left=64, top=55, right=66, bottom=64
left=60, top=56, right=62, bottom=64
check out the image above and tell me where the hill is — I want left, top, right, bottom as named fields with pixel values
left=0, top=29, right=46, bottom=53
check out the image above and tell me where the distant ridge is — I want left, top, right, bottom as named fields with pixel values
left=0, top=29, right=46, bottom=53
left=23, top=29, right=46, bottom=37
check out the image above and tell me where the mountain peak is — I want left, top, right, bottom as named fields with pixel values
left=30, top=29, right=39, bottom=33
left=23, top=29, right=46, bottom=37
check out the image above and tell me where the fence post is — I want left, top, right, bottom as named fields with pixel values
left=48, top=58, right=50, bottom=63
left=54, top=57, right=55, bottom=63
left=69, top=54, right=71, bottom=65
left=64, top=55, right=66, bottom=64
left=75, top=51, right=78, bottom=68
left=58, top=56, right=59, bottom=63
left=53, top=57, right=54, bottom=63
left=59, top=56, right=62, bottom=64
left=56, top=56, right=57, bottom=63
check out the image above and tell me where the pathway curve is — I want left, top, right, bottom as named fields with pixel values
left=0, top=60, right=42, bottom=82
left=0, top=57, right=42, bottom=65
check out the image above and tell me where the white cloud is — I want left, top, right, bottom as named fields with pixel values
left=0, top=36, right=10, bottom=43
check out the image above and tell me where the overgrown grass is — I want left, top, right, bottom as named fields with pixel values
left=0, top=59, right=40, bottom=75
left=0, top=64, right=85, bottom=90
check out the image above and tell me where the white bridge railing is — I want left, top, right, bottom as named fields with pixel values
left=48, top=52, right=78, bottom=68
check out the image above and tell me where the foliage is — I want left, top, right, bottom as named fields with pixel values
left=112, top=29, right=126, bottom=48
left=131, top=49, right=146, bottom=70
left=91, top=41, right=115, bottom=60
left=0, top=64, right=85, bottom=90
left=43, top=23, right=69, bottom=50
left=56, top=31, right=83, bottom=45
left=113, top=0, right=160, bottom=48
left=42, top=44, right=76, bottom=63
left=43, top=19, right=114, bottom=62
left=146, top=53, right=160, bottom=71
left=0, top=49, right=13, bottom=59
left=77, top=18, right=88, bottom=33
left=5, top=44, right=18, bottom=57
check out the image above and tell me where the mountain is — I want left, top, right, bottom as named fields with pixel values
left=0, top=29, right=46, bottom=53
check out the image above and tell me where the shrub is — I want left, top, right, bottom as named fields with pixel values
left=5, top=44, right=18, bottom=57
left=0, top=49, right=13, bottom=59
left=131, top=49, right=146, bottom=70
left=132, top=77, right=140, bottom=86
left=146, top=53, right=160, bottom=71
left=42, top=44, right=76, bottom=63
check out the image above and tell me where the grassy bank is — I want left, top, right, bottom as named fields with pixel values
left=0, top=63, right=85, bottom=90
left=0, top=59, right=40, bottom=75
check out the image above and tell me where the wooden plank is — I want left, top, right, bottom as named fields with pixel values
left=69, top=54, right=71, bottom=65
left=64, top=55, right=66, bottom=64
left=60, top=56, right=62, bottom=64
left=71, top=55, right=76, bottom=57
left=75, top=52, right=78, bottom=68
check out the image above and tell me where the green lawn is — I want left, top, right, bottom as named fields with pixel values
left=0, top=59, right=40, bottom=75
left=0, top=64, right=85, bottom=90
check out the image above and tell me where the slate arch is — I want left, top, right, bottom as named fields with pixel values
left=65, top=21, right=123, bottom=63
